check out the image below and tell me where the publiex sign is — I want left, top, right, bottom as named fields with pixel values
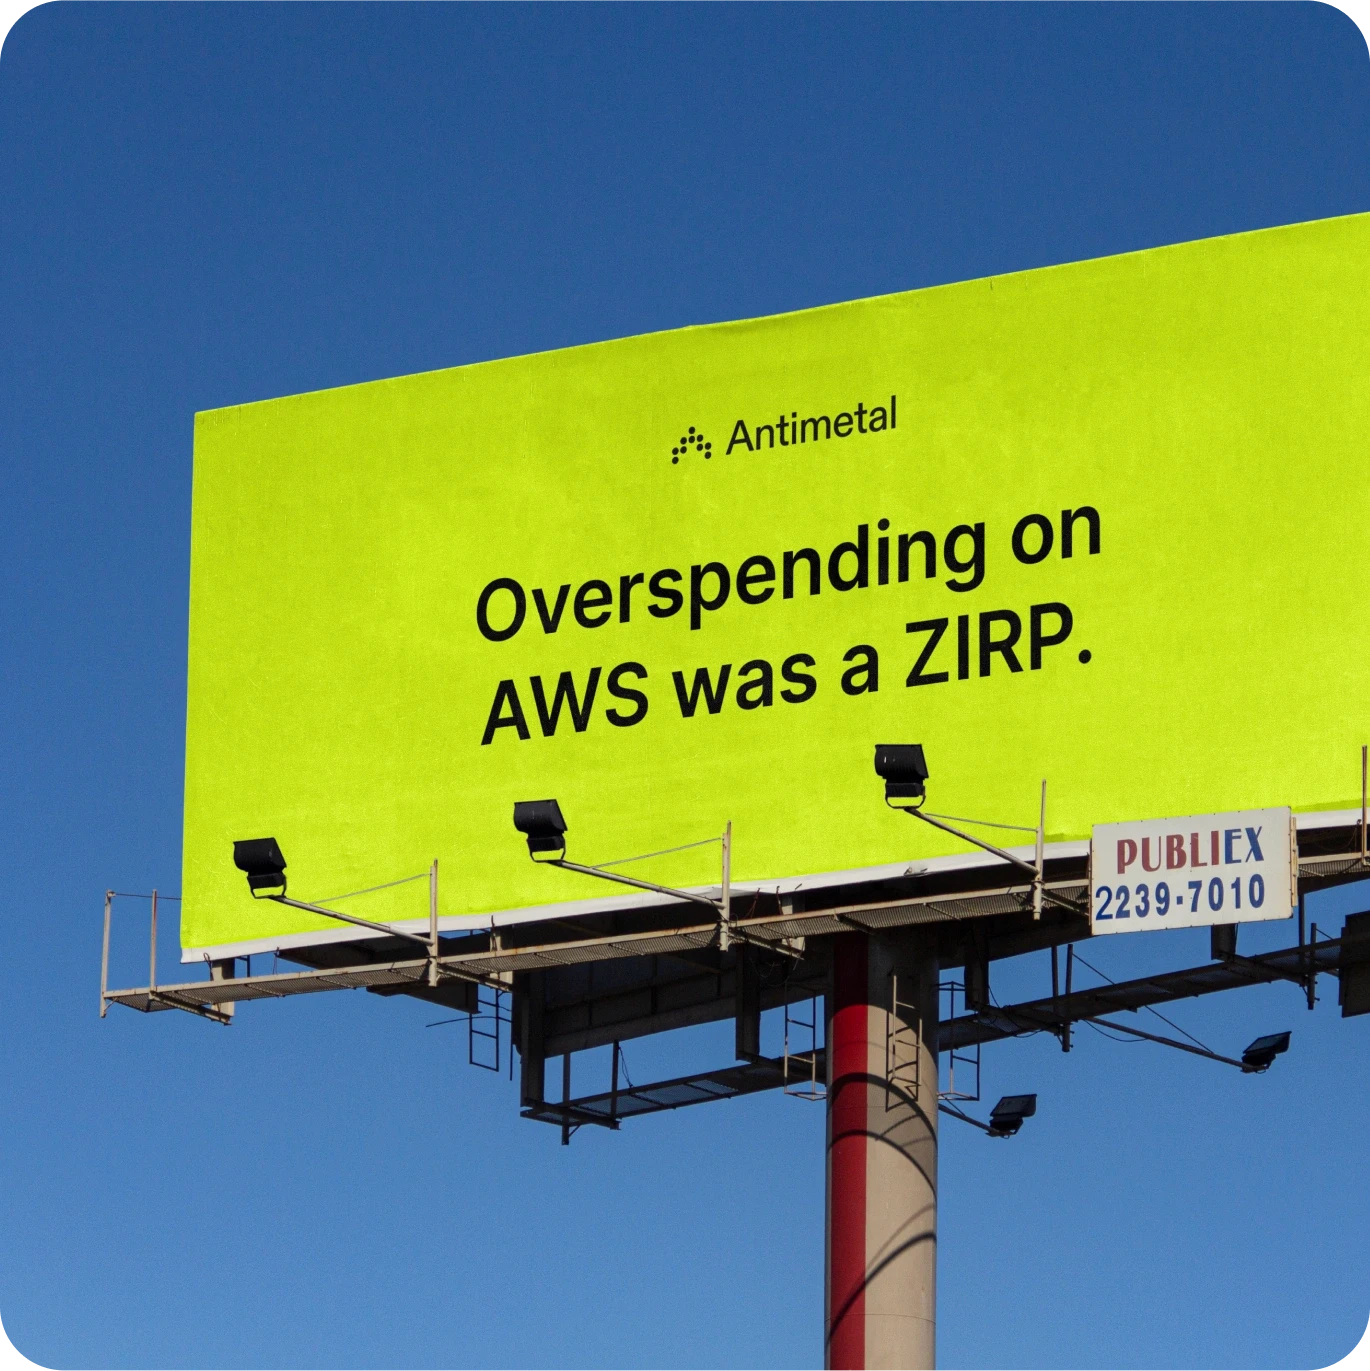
left=1089, top=808, right=1297, bottom=935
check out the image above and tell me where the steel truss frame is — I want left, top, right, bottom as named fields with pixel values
left=101, top=870, right=1101, bottom=1020
left=101, top=821, right=1369, bottom=1138
left=519, top=928, right=1351, bottom=1130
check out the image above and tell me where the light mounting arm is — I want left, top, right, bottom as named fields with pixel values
left=232, top=838, right=439, bottom=956
left=897, top=804, right=1041, bottom=881
left=874, top=745, right=1082, bottom=918
left=266, top=893, right=434, bottom=951
left=512, top=799, right=732, bottom=942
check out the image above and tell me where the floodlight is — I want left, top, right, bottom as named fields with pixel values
left=1241, top=1031, right=1291, bottom=1072
left=228, top=837, right=437, bottom=948
left=987, top=1093, right=1037, bottom=1138
left=874, top=742, right=1047, bottom=891
left=874, top=743, right=929, bottom=802
left=233, top=837, right=287, bottom=897
left=514, top=799, right=568, bottom=860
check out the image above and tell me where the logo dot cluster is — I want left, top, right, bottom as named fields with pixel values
left=671, top=426, right=712, bottom=464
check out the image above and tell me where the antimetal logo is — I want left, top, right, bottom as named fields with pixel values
left=671, top=426, right=713, bottom=464
left=670, top=395, right=899, bottom=467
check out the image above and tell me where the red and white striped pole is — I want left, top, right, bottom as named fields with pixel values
left=826, top=932, right=940, bottom=1370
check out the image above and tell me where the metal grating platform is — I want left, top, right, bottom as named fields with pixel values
left=104, top=875, right=1094, bottom=1018
left=103, top=824, right=1368, bottom=1029
left=522, top=1055, right=798, bottom=1128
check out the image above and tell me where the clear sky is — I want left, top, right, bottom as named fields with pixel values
left=2, top=4, right=1369, bottom=1368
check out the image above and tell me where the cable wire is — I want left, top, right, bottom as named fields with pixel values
left=1083, top=1020, right=1146, bottom=1045
left=319, top=871, right=429, bottom=903
left=920, top=811, right=1040, bottom=835
left=1070, top=950, right=1218, bottom=1054
left=594, top=836, right=723, bottom=868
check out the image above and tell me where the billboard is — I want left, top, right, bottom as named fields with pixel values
left=182, top=212, right=1370, bottom=959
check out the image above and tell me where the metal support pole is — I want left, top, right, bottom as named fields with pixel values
left=735, top=942, right=762, bottom=1061
left=720, top=821, right=732, bottom=952
left=1033, top=779, right=1046, bottom=921
left=519, top=970, right=546, bottom=1108
left=964, top=935, right=988, bottom=1011
left=208, top=959, right=236, bottom=1018
left=1211, top=922, right=1237, bottom=961
left=428, top=859, right=439, bottom=988
left=1310, top=923, right=1319, bottom=1008
left=610, top=1041, right=621, bottom=1123
left=1051, top=944, right=1062, bottom=1049
left=561, top=1053, right=572, bottom=1148
left=1063, top=944, right=1074, bottom=1052
left=149, top=889, right=158, bottom=992
left=1361, top=743, right=1367, bottom=864
left=100, top=891, right=113, bottom=1018
left=1299, top=897, right=1314, bottom=1010
left=827, top=931, right=938, bottom=1370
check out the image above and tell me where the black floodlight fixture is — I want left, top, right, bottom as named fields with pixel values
left=229, top=837, right=435, bottom=950
left=987, top=1093, right=1037, bottom=1138
left=1241, top=1031, right=1291, bottom=1073
left=233, top=837, right=287, bottom=897
left=875, top=743, right=929, bottom=804
left=514, top=799, right=568, bottom=861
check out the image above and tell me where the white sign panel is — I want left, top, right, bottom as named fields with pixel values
left=1090, top=807, right=1296, bottom=935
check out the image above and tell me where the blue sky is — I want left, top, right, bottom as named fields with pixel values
left=2, top=4, right=1369, bottom=1368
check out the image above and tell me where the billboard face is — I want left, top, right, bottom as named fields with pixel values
left=182, top=213, right=1370, bottom=958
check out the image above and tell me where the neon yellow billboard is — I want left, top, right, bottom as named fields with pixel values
left=181, top=212, right=1370, bottom=959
